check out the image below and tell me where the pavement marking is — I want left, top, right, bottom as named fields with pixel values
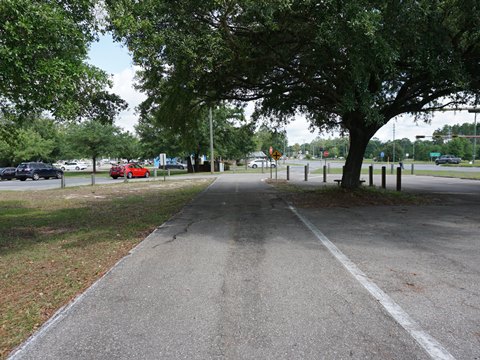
left=288, top=204, right=456, bottom=360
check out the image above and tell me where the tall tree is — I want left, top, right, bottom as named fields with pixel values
left=107, top=0, right=480, bottom=188
left=113, top=131, right=142, bottom=162
left=66, top=120, right=121, bottom=173
left=0, top=114, right=61, bottom=165
left=135, top=103, right=255, bottom=171
left=0, top=0, right=121, bottom=119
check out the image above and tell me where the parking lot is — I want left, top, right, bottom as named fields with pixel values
left=7, top=172, right=479, bottom=360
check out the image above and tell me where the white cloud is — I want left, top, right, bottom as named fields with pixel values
left=111, top=66, right=146, bottom=132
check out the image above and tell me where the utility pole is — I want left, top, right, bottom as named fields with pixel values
left=209, top=107, right=214, bottom=174
left=392, top=123, right=396, bottom=163
left=468, top=108, right=479, bottom=164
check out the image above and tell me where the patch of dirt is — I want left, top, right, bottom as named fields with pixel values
left=267, top=181, right=440, bottom=208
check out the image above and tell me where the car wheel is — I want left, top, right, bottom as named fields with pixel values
left=75, top=166, right=80, bottom=170
left=112, top=176, right=118, bottom=179
left=56, top=172, right=63, bottom=179
left=61, top=167, right=66, bottom=170
left=127, top=172, right=133, bottom=179
left=252, top=164, right=257, bottom=168
left=32, top=173, right=40, bottom=181
left=20, top=178, right=26, bottom=181
left=145, top=171, right=150, bottom=178
left=271, top=164, right=276, bottom=168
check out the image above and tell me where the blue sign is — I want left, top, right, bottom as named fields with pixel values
left=380, top=152, right=385, bottom=158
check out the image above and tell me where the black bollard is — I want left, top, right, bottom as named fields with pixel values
left=381, top=166, right=386, bottom=189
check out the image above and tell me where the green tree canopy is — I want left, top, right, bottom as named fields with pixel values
left=107, top=0, right=480, bottom=188
left=0, top=0, right=124, bottom=120
left=135, top=103, right=255, bottom=170
left=66, top=120, right=121, bottom=172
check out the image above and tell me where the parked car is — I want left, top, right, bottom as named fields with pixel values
left=109, top=163, right=150, bottom=179
left=162, top=162, right=187, bottom=170
left=0, top=167, right=17, bottom=180
left=60, top=161, right=88, bottom=171
left=435, top=155, right=461, bottom=165
left=15, top=162, right=63, bottom=181
left=248, top=159, right=276, bottom=168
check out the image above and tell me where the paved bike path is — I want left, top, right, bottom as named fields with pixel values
left=11, top=174, right=441, bottom=359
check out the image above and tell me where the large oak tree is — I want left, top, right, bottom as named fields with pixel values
left=107, top=0, right=480, bottom=188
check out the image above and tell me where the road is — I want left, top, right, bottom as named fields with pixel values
left=8, top=173, right=479, bottom=359
left=0, top=173, right=172, bottom=191
left=1, top=161, right=478, bottom=191
left=286, top=159, right=480, bottom=172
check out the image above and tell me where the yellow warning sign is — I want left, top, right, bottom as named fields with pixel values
left=271, top=150, right=282, bottom=161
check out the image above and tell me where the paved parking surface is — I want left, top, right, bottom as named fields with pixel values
left=7, top=173, right=480, bottom=359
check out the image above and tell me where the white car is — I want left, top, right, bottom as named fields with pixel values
left=248, top=159, right=276, bottom=168
left=60, top=162, right=88, bottom=171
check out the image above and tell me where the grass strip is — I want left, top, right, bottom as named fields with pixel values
left=267, top=180, right=436, bottom=208
left=0, top=179, right=212, bottom=359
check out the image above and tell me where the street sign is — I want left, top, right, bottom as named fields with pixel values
left=323, top=150, right=329, bottom=157
left=159, top=153, right=167, bottom=166
left=271, top=150, right=282, bottom=161
left=269, top=146, right=273, bottom=155
left=430, top=152, right=441, bottom=157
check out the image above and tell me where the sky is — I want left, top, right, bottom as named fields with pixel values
left=88, top=35, right=477, bottom=146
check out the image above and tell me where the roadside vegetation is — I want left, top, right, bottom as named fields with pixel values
left=0, top=179, right=212, bottom=359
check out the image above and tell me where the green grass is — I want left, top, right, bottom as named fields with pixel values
left=268, top=180, right=432, bottom=207
left=0, top=179, right=212, bottom=359
left=413, top=170, right=480, bottom=179
left=310, top=166, right=480, bottom=179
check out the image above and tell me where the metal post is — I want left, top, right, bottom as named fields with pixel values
left=270, top=163, right=273, bottom=179
left=390, top=163, right=394, bottom=174
left=381, top=166, right=386, bottom=189
left=327, top=163, right=330, bottom=174
left=61, top=176, right=66, bottom=189
left=209, top=107, right=214, bottom=174
left=392, top=123, right=396, bottom=163
left=474, top=111, right=477, bottom=164
left=154, top=169, right=157, bottom=179
left=411, top=163, right=414, bottom=175
left=91, top=173, right=95, bottom=186
left=124, top=168, right=128, bottom=183
left=304, top=165, right=308, bottom=181
left=275, top=161, right=278, bottom=180
left=369, top=165, right=373, bottom=186
left=323, top=165, right=327, bottom=182
left=396, top=166, right=402, bottom=191
left=287, top=165, right=290, bottom=181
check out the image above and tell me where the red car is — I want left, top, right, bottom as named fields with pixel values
left=109, top=163, right=150, bottom=179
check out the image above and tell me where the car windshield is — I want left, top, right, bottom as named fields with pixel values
left=17, top=163, right=29, bottom=169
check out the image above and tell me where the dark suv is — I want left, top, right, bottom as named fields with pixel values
left=15, top=162, right=63, bottom=181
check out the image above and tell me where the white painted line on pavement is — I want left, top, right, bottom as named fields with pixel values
left=288, top=204, right=456, bottom=360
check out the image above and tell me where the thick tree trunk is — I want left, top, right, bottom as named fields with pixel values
left=341, top=114, right=379, bottom=189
